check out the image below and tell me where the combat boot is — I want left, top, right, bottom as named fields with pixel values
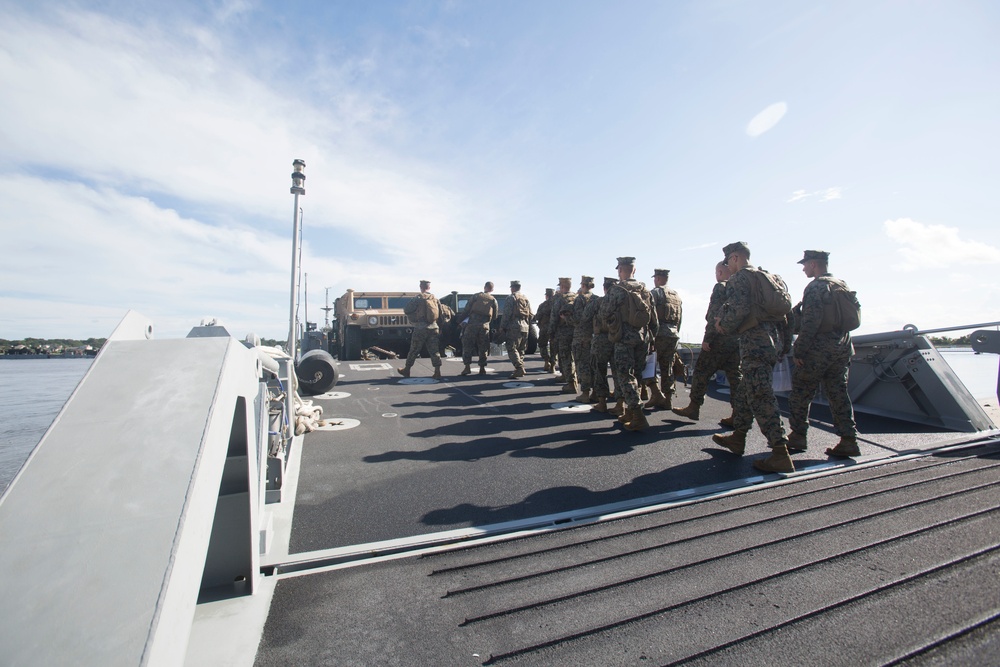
left=787, top=430, right=808, bottom=453
left=432, top=367, right=442, bottom=380
left=397, top=365, right=411, bottom=378
left=479, top=366, right=487, bottom=376
left=712, top=429, right=747, bottom=455
left=593, top=397, right=608, bottom=412
left=671, top=403, right=700, bottom=420
left=826, top=436, right=861, bottom=458
left=460, top=364, right=472, bottom=376
left=719, top=414, right=735, bottom=429
left=561, top=380, right=579, bottom=394
left=510, top=367, right=525, bottom=379
left=574, top=388, right=592, bottom=403
left=643, top=384, right=668, bottom=410
left=753, top=443, right=795, bottom=474
left=618, top=406, right=635, bottom=425
left=625, top=409, right=649, bottom=432
left=608, top=399, right=625, bottom=417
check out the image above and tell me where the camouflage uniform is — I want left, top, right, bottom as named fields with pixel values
left=590, top=293, right=614, bottom=400
left=601, top=276, right=657, bottom=410
left=572, top=286, right=596, bottom=393
left=688, top=282, right=742, bottom=406
left=717, top=266, right=788, bottom=447
left=535, top=291, right=554, bottom=367
left=403, top=292, right=442, bottom=370
left=461, top=291, right=498, bottom=369
left=548, top=282, right=578, bottom=384
left=789, top=273, right=857, bottom=439
left=648, top=275, right=682, bottom=401
left=503, top=287, right=533, bottom=374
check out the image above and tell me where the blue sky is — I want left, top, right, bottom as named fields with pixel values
left=1, top=0, right=998, bottom=342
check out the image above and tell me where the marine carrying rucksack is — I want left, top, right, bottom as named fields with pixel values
left=514, top=293, right=532, bottom=320
left=818, top=277, right=861, bottom=332
left=619, top=282, right=653, bottom=328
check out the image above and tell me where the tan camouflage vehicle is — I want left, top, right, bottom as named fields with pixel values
left=334, top=289, right=420, bottom=360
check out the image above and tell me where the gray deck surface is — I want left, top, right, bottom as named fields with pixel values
left=257, top=355, right=1000, bottom=665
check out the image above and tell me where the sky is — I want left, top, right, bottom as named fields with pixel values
left=2, top=0, right=999, bottom=343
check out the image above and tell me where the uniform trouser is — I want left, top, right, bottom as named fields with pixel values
left=688, top=337, right=742, bottom=406
left=591, top=334, right=614, bottom=399
left=789, top=348, right=857, bottom=437
left=505, top=329, right=527, bottom=370
left=553, top=328, right=576, bottom=381
left=405, top=327, right=441, bottom=368
left=612, top=340, right=647, bottom=409
left=646, top=333, right=679, bottom=395
left=462, top=324, right=491, bottom=367
left=572, top=336, right=593, bottom=390
left=538, top=329, right=552, bottom=363
left=732, top=350, right=786, bottom=447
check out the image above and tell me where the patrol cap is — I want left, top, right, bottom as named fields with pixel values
left=616, top=256, right=635, bottom=268
left=510, top=280, right=521, bottom=289
left=652, top=268, right=670, bottom=278
left=419, top=279, right=431, bottom=287
left=603, top=276, right=618, bottom=288
left=722, top=241, right=750, bottom=259
left=558, top=276, right=572, bottom=286
left=545, top=288, right=554, bottom=296
left=581, top=275, right=595, bottom=287
left=797, top=249, right=830, bottom=264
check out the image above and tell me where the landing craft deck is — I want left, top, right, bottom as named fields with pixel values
left=285, top=355, right=980, bottom=555
left=254, top=352, right=1000, bottom=665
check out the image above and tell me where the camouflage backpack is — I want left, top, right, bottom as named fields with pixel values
left=469, top=293, right=494, bottom=317
left=515, top=293, right=532, bottom=320
left=818, top=277, right=861, bottom=333
left=619, top=282, right=653, bottom=329
left=750, top=267, right=793, bottom=322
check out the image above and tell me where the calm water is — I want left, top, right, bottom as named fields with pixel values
left=0, top=358, right=93, bottom=492
left=0, top=350, right=997, bottom=493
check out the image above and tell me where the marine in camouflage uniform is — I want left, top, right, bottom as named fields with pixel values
left=548, top=277, right=578, bottom=393
left=460, top=281, right=498, bottom=375
left=645, top=268, right=682, bottom=410
left=673, top=261, right=742, bottom=422
left=398, top=280, right=443, bottom=379
left=712, top=242, right=794, bottom=473
left=590, top=277, right=619, bottom=412
left=534, top=288, right=555, bottom=372
left=571, top=276, right=597, bottom=402
left=788, top=250, right=860, bottom=457
left=600, top=257, right=658, bottom=431
left=503, top=280, right=533, bottom=378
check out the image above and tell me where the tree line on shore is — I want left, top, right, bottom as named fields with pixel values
left=1, top=338, right=107, bottom=355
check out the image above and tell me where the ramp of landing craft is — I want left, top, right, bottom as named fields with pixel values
left=256, top=440, right=1000, bottom=666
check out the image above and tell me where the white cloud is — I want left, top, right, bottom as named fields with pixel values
left=786, top=186, right=842, bottom=203
left=746, top=102, right=787, bottom=138
left=0, top=7, right=483, bottom=337
left=884, top=218, right=1000, bottom=270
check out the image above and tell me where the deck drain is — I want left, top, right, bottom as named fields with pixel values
left=503, top=382, right=535, bottom=389
left=382, top=413, right=398, bottom=418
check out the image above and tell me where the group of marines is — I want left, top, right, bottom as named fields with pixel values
left=398, top=242, right=859, bottom=475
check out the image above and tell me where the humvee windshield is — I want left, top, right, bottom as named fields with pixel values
left=386, top=297, right=411, bottom=309
left=353, top=297, right=373, bottom=309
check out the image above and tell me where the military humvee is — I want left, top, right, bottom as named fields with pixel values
left=334, top=289, right=418, bottom=360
